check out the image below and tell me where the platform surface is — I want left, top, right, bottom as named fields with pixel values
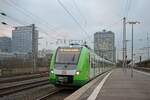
left=93, top=68, right=150, bottom=100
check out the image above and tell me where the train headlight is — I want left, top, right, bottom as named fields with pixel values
left=50, top=70, right=54, bottom=74
left=76, top=71, right=80, bottom=75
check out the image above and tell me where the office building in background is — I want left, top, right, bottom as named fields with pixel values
left=94, top=30, right=116, bottom=62
left=0, top=36, right=11, bottom=52
left=11, top=24, right=38, bottom=55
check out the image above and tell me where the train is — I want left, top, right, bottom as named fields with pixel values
left=49, top=45, right=115, bottom=87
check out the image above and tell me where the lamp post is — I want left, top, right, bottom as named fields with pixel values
left=127, top=21, right=140, bottom=77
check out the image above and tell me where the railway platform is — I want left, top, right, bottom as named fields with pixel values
left=87, top=68, right=150, bottom=100
left=65, top=68, right=150, bottom=100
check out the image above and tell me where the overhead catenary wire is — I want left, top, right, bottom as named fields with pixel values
left=85, top=18, right=123, bottom=50
left=57, top=0, right=90, bottom=39
left=0, top=11, right=52, bottom=38
left=101, top=18, right=123, bottom=30
left=3, top=0, right=38, bottom=25
left=7, top=0, right=59, bottom=30
left=0, top=12, right=62, bottom=44
left=2, top=0, right=62, bottom=39
left=37, top=26, right=62, bottom=40
left=0, top=18, right=58, bottom=46
left=85, top=18, right=123, bottom=41
left=0, top=10, right=27, bottom=26
left=123, top=0, right=132, bottom=18
left=8, top=0, right=72, bottom=40
left=3, top=0, right=121, bottom=46
left=72, top=0, right=87, bottom=27
left=126, top=0, right=131, bottom=17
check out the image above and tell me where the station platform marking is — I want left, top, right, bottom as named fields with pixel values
left=87, top=71, right=112, bottom=100
left=134, top=69, right=150, bottom=76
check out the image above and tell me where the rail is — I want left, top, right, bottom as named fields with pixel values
left=0, top=78, right=49, bottom=97
left=36, top=87, right=64, bottom=100
left=134, top=67, right=150, bottom=73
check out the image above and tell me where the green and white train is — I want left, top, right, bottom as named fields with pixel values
left=49, top=45, right=114, bottom=87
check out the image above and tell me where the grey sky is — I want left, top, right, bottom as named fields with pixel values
left=0, top=0, right=150, bottom=60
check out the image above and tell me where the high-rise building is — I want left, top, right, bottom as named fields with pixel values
left=0, top=37, right=11, bottom=52
left=94, top=30, right=116, bottom=62
left=11, top=24, right=38, bottom=55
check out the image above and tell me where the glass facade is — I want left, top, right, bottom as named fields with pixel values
left=94, top=30, right=116, bottom=62
left=11, top=25, right=38, bottom=54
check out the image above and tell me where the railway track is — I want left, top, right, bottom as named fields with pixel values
left=36, top=87, right=77, bottom=100
left=0, top=77, right=49, bottom=97
left=0, top=71, right=48, bottom=83
left=134, top=67, right=150, bottom=73
left=36, top=87, right=64, bottom=100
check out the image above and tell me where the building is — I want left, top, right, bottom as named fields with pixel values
left=94, top=30, right=116, bottom=62
left=11, top=24, right=38, bottom=55
left=0, top=52, right=14, bottom=60
left=0, top=37, right=11, bottom=52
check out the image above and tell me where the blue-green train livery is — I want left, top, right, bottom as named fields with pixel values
left=49, top=45, right=115, bottom=87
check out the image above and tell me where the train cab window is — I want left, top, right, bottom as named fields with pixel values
left=55, top=48, right=81, bottom=64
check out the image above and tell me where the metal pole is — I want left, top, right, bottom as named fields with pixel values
left=147, top=33, right=149, bottom=60
left=124, top=18, right=127, bottom=72
left=131, top=24, right=133, bottom=77
left=32, top=24, right=36, bottom=72
left=122, top=18, right=124, bottom=70
left=127, top=21, right=140, bottom=77
left=122, top=17, right=126, bottom=71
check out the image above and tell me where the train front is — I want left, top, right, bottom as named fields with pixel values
left=49, top=47, right=84, bottom=86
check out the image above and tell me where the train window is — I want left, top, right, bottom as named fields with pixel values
left=55, top=48, right=80, bottom=64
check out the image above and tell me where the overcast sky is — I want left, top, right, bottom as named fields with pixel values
left=0, top=0, right=150, bottom=60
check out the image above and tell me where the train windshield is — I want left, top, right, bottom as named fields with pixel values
left=55, top=48, right=81, bottom=64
